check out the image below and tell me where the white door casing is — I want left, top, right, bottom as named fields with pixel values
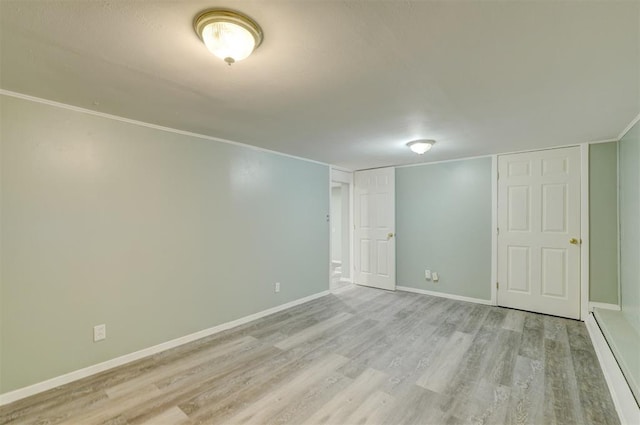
left=497, top=147, right=581, bottom=319
left=354, top=168, right=396, bottom=291
left=330, top=168, right=354, bottom=282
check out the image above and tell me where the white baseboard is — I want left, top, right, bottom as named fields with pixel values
left=396, top=286, right=493, bottom=306
left=585, top=314, right=640, bottom=425
left=0, top=290, right=330, bottom=406
left=589, top=302, right=622, bottom=312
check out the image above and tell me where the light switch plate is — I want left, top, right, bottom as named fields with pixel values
left=94, top=324, right=106, bottom=342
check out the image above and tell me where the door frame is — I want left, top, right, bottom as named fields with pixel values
left=329, top=167, right=354, bottom=288
left=491, top=144, right=589, bottom=321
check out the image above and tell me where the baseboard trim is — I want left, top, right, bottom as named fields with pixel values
left=0, top=290, right=331, bottom=406
left=585, top=314, right=640, bottom=424
left=589, top=302, right=622, bottom=312
left=396, top=286, right=493, bottom=306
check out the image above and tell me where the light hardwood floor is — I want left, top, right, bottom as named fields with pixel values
left=0, top=286, right=620, bottom=425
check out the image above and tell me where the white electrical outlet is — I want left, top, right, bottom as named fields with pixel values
left=425, top=270, right=432, bottom=280
left=432, top=272, right=439, bottom=282
left=275, top=282, right=281, bottom=293
left=93, top=324, right=106, bottom=342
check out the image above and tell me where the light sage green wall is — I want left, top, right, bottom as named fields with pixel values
left=0, top=95, right=330, bottom=393
left=589, top=142, right=619, bottom=304
left=619, top=120, right=640, bottom=334
left=396, top=157, right=492, bottom=300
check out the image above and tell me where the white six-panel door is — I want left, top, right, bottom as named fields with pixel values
left=354, top=168, right=396, bottom=291
left=497, top=147, right=581, bottom=319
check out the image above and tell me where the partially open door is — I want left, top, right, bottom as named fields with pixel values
left=497, top=147, right=581, bottom=319
left=354, top=167, right=396, bottom=290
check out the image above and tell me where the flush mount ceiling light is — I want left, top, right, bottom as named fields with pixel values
left=407, top=139, right=435, bottom=154
left=194, top=8, right=263, bottom=65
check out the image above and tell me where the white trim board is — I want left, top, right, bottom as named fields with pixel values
left=491, top=155, right=498, bottom=306
left=0, top=90, right=329, bottom=167
left=330, top=167, right=355, bottom=283
left=617, top=112, right=640, bottom=141
left=3, top=90, right=624, bottom=173
left=396, top=286, right=493, bottom=306
left=585, top=314, right=640, bottom=425
left=589, top=302, right=622, bottom=312
left=330, top=166, right=355, bottom=175
left=393, top=140, right=617, bottom=172
left=330, top=169, right=353, bottom=185
left=0, top=290, right=331, bottom=406
left=588, top=139, right=622, bottom=146
left=617, top=140, right=622, bottom=308
left=392, top=139, right=617, bottom=172
left=580, top=143, right=590, bottom=321
left=393, top=153, right=493, bottom=169
left=328, top=169, right=335, bottom=288
left=382, top=139, right=616, bottom=171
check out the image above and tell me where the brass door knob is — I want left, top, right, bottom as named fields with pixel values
left=387, top=232, right=395, bottom=239
left=569, top=238, right=580, bottom=245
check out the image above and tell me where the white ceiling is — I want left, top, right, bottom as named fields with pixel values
left=1, top=1, right=638, bottom=170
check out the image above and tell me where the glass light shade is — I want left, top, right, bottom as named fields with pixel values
left=201, top=22, right=256, bottom=64
left=407, top=140, right=435, bottom=154
left=195, top=9, right=263, bottom=65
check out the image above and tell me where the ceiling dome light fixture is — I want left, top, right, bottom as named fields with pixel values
left=407, top=139, right=435, bottom=154
left=194, top=8, right=263, bottom=65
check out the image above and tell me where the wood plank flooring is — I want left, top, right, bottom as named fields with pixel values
left=0, top=286, right=620, bottom=425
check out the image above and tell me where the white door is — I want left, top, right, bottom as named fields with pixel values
left=498, top=147, right=581, bottom=319
left=354, top=168, right=396, bottom=291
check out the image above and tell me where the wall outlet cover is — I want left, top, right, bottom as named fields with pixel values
left=425, top=270, right=432, bottom=280
left=93, top=324, right=106, bottom=342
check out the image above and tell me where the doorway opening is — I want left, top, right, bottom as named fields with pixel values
left=330, top=180, right=352, bottom=292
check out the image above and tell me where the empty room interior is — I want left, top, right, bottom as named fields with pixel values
left=1, top=1, right=639, bottom=424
